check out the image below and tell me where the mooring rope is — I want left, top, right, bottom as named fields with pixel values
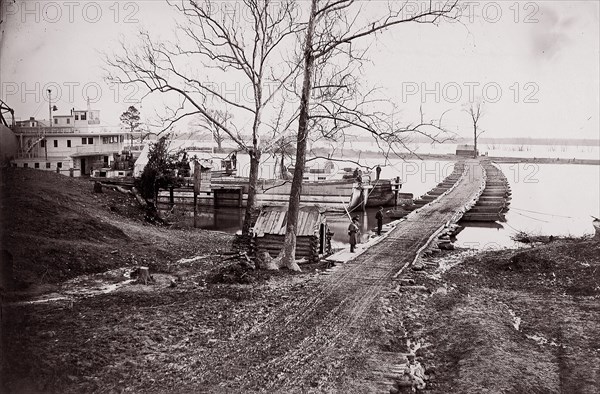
left=502, top=220, right=524, bottom=234
left=511, top=210, right=551, bottom=223
left=510, top=207, right=581, bottom=220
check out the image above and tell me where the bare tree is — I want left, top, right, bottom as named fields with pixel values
left=465, top=100, right=485, bottom=158
left=192, top=109, right=233, bottom=152
left=273, top=0, right=460, bottom=270
left=273, top=136, right=296, bottom=179
left=262, top=101, right=298, bottom=179
left=105, top=0, right=303, bottom=235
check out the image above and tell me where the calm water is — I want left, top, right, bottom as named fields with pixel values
left=454, top=163, right=600, bottom=249
left=186, top=160, right=599, bottom=251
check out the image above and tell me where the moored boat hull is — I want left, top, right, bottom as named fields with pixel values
left=461, top=212, right=506, bottom=222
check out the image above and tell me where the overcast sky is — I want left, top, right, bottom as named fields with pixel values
left=1, top=0, right=598, bottom=141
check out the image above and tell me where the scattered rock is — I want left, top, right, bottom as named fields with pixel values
left=438, top=242, right=455, bottom=251
left=399, top=286, right=430, bottom=293
left=39, top=331, right=57, bottom=338
left=425, top=365, right=437, bottom=375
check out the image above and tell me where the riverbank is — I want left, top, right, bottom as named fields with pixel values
left=388, top=235, right=600, bottom=393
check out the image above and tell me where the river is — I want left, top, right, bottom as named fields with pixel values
left=454, top=163, right=600, bottom=249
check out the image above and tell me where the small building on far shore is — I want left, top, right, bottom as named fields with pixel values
left=456, top=144, right=479, bottom=157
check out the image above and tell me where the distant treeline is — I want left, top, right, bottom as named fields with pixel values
left=352, top=135, right=600, bottom=147
left=173, top=130, right=599, bottom=147
left=474, top=137, right=599, bottom=147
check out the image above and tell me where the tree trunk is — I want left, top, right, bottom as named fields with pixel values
left=131, top=187, right=148, bottom=208
left=276, top=0, right=318, bottom=271
left=193, top=159, right=202, bottom=228
left=242, top=149, right=261, bottom=235
left=473, top=124, right=478, bottom=159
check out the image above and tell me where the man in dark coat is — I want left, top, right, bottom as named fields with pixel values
left=375, top=206, right=384, bottom=236
left=348, top=216, right=360, bottom=252
left=231, top=152, right=237, bottom=169
left=375, top=165, right=381, bottom=180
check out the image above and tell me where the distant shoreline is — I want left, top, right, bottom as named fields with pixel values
left=418, top=153, right=600, bottom=166
left=484, top=155, right=599, bottom=166
left=325, top=149, right=600, bottom=165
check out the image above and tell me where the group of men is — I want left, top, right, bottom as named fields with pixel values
left=347, top=206, right=384, bottom=253
left=347, top=165, right=384, bottom=253
left=352, top=165, right=382, bottom=184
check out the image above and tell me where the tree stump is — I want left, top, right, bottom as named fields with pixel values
left=258, top=251, right=278, bottom=270
left=137, top=267, right=152, bottom=285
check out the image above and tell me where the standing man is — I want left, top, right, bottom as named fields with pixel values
left=348, top=216, right=360, bottom=253
left=231, top=152, right=237, bottom=169
left=375, top=165, right=381, bottom=180
left=356, top=168, right=363, bottom=184
left=375, top=206, right=384, bottom=236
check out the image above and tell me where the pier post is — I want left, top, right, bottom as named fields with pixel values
left=394, top=176, right=400, bottom=208
left=193, top=159, right=202, bottom=228
left=193, top=192, right=198, bottom=228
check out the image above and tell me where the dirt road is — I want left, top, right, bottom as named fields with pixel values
left=195, top=160, right=485, bottom=392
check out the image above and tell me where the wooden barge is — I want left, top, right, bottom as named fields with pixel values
left=156, top=176, right=401, bottom=214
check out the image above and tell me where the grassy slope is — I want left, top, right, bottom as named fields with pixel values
left=1, top=167, right=234, bottom=285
